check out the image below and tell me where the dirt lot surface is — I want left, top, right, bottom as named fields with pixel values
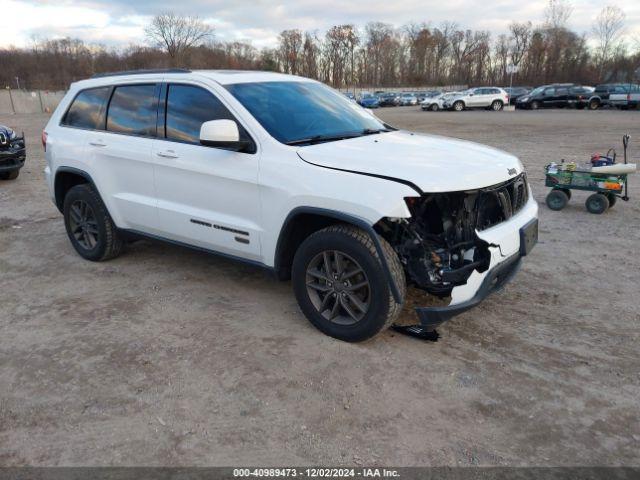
left=1, top=109, right=639, bottom=467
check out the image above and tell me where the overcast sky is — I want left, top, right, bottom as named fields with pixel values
left=2, top=0, right=639, bottom=50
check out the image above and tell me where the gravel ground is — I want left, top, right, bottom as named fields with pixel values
left=0, top=109, right=639, bottom=467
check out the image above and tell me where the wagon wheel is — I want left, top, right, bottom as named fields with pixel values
left=585, top=193, right=609, bottom=214
left=546, top=189, right=569, bottom=211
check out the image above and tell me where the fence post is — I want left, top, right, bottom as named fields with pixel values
left=38, top=90, right=45, bottom=113
left=8, top=88, right=16, bottom=114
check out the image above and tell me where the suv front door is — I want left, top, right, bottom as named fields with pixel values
left=151, top=82, right=262, bottom=260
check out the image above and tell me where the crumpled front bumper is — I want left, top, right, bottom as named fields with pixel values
left=414, top=194, right=538, bottom=329
left=0, top=147, right=26, bottom=173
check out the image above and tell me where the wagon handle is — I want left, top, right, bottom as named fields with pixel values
left=623, top=134, right=630, bottom=201
left=623, top=134, right=629, bottom=164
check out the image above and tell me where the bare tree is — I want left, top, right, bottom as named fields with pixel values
left=544, top=0, right=573, bottom=29
left=592, top=5, right=626, bottom=76
left=509, top=22, right=532, bottom=67
left=145, top=13, right=213, bottom=65
left=277, top=29, right=304, bottom=74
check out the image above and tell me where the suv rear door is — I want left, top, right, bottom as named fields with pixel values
left=151, top=81, right=261, bottom=260
left=554, top=86, right=570, bottom=107
left=84, top=81, right=161, bottom=232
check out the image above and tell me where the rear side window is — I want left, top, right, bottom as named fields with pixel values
left=63, top=87, right=110, bottom=129
left=106, top=84, right=157, bottom=137
left=165, top=84, right=237, bottom=144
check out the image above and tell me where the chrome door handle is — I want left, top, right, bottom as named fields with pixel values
left=89, top=140, right=107, bottom=147
left=156, top=151, right=178, bottom=159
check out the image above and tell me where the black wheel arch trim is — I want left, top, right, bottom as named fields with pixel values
left=54, top=166, right=103, bottom=212
left=275, top=206, right=403, bottom=304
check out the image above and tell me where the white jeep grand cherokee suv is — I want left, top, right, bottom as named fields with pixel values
left=445, top=87, right=509, bottom=111
left=44, top=69, right=538, bottom=342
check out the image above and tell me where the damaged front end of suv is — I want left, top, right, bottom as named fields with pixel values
left=376, top=173, right=533, bottom=328
left=0, top=125, right=26, bottom=180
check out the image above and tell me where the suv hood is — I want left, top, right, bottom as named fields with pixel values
left=297, top=131, right=523, bottom=193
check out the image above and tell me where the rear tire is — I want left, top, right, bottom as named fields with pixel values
left=585, top=193, right=609, bottom=214
left=63, top=184, right=123, bottom=261
left=606, top=193, right=617, bottom=208
left=0, top=170, right=19, bottom=180
left=589, top=99, right=600, bottom=110
left=491, top=100, right=503, bottom=111
left=292, top=224, right=405, bottom=342
left=546, top=189, right=569, bottom=211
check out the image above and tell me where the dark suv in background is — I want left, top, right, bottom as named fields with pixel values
left=503, top=86, right=531, bottom=105
left=515, top=84, right=570, bottom=109
left=0, top=125, right=26, bottom=180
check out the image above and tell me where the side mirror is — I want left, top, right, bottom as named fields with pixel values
left=200, top=119, right=249, bottom=152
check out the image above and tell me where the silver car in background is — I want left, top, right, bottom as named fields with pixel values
left=421, top=92, right=463, bottom=111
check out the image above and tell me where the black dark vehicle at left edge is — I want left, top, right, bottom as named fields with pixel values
left=0, top=124, right=26, bottom=180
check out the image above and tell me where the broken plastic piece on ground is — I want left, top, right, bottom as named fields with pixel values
left=392, top=325, right=440, bottom=342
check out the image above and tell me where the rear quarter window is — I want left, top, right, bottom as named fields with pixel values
left=62, top=87, right=110, bottom=129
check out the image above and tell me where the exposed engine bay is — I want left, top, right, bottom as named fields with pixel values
left=377, top=174, right=529, bottom=296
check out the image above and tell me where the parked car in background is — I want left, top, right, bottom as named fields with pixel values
left=588, top=84, right=625, bottom=110
left=568, top=86, right=595, bottom=109
left=399, top=93, right=418, bottom=106
left=344, top=92, right=357, bottom=102
left=413, top=91, right=440, bottom=102
left=515, top=84, right=581, bottom=110
left=420, top=91, right=462, bottom=111
left=609, top=84, right=640, bottom=109
left=358, top=92, right=380, bottom=108
left=378, top=92, right=400, bottom=107
left=444, top=87, right=509, bottom=111
left=503, top=86, right=531, bottom=105
left=0, top=124, right=26, bottom=180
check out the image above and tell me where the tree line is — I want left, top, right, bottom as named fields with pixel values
left=1, top=1, right=638, bottom=91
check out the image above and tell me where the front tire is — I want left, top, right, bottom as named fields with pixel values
left=430, top=104, right=439, bottom=111
left=531, top=100, right=540, bottom=110
left=63, top=184, right=123, bottom=261
left=292, top=225, right=405, bottom=342
left=453, top=101, right=465, bottom=112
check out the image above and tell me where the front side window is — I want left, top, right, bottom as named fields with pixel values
left=63, top=87, right=110, bottom=129
left=165, top=84, right=235, bottom=144
left=226, top=81, right=387, bottom=145
left=106, top=84, right=157, bottom=137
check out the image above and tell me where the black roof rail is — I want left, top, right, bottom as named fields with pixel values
left=91, top=68, right=191, bottom=79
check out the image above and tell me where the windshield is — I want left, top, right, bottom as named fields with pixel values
left=226, top=81, right=387, bottom=145
left=529, top=87, right=545, bottom=96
